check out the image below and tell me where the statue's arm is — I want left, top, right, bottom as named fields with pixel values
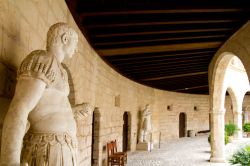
left=144, top=110, right=151, bottom=116
left=0, top=77, right=46, bottom=165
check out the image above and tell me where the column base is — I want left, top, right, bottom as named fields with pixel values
left=210, top=157, right=225, bottom=163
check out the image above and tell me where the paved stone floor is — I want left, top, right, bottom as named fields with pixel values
left=126, top=135, right=250, bottom=166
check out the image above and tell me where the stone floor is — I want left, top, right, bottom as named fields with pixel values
left=126, top=135, right=250, bottom=166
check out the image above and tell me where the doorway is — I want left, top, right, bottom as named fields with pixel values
left=91, top=108, right=101, bottom=166
left=123, top=112, right=129, bottom=152
left=123, top=111, right=132, bottom=151
left=179, top=112, right=186, bottom=138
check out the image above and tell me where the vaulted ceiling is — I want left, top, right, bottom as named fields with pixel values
left=66, top=0, right=250, bottom=94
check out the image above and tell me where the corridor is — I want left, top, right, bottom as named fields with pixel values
left=127, top=135, right=250, bottom=166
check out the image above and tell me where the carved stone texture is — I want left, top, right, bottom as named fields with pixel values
left=72, top=102, right=94, bottom=120
left=0, top=22, right=79, bottom=166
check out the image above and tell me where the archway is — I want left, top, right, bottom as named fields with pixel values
left=209, top=55, right=249, bottom=162
left=179, top=112, right=186, bottom=138
left=228, top=87, right=245, bottom=140
left=243, top=106, right=250, bottom=125
left=224, top=92, right=234, bottom=124
left=225, top=88, right=243, bottom=140
left=123, top=112, right=128, bottom=151
left=123, top=111, right=132, bottom=151
left=242, top=92, right=250, bottom=133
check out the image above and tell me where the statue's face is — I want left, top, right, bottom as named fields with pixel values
left=65, top=36, right=78, bottom=58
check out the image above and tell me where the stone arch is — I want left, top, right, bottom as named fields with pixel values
left=210, top=52, right=234, bottom=111
left=209, top=21, right=250, bottom=162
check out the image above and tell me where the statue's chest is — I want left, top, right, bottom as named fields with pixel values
left=48, top=62, right=70, bottom=95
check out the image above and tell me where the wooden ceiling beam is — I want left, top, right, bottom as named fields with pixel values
left=123, top=61, right=208, bottom=72
left=153, top=75, right=208, bottom=84
left=108, top=50, right=215, bottom=61
left=173, top=85, right=209, bottom=92
left=116, top=56, right=211, bottom=69
left=98, top=41, right=222, bottom=56
left=94, top=34, right=227, bottom=46
left=110, top=54, right=212, bottom=67
left=92, top=28, right=233, bottom=38
left=154, top=76, right=208, bottom=84
left=141, top=71, right=207, bottom=81
left=125, top=62, right=208, bottom=74
left=131, top=67, right=208, bottom=80
left=146, top=76, right=207, bottom=87
left=111, top=54, right=212, bottom=67
left=80, top=8, right=244, bottom=17
left=87, top=20, right=237, bottom=28
left=113, top=55, right=212, bottom=67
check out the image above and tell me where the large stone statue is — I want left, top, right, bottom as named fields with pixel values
left=139, top=104, right=152, bottom=143
left=0, top=23, right=78, bottom=166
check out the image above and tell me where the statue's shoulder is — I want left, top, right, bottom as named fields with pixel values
left=23, top=50, right=51, bottom=63
left=18, top=50, right=56, bottom=85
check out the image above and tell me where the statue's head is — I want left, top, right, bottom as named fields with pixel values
left=145, top=104, right=150, bottom=109
left=46, top=22, right=78, bottom=58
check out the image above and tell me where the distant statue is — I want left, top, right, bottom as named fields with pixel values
left=139, top=104, right=152, bottom=143
left=0, top=23, right=79, bottom=166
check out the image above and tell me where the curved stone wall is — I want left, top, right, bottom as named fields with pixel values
left=3, top=0, right=249, bottom=165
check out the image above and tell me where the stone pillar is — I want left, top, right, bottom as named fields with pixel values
left=233, top=111, right=243, bottom=139
left=244, top=110, right=249, bottom=123
left=210, top=109, right=225, bottom=163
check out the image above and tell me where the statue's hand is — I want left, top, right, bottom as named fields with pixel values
left=21, top=163, right=28, bottom=166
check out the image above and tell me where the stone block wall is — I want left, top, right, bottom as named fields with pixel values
left=1, top=0, right=249, bottom=165
left=156, top=91, right=210, bottom=141
left=0, top=63, right=16, bottom=155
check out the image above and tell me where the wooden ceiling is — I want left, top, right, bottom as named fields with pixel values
left=66, top=0, right=250, bottom=94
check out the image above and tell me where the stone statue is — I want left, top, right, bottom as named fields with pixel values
left=139, top=104, right=152, bottom=143
left=0, top=23, right=79, bottom=166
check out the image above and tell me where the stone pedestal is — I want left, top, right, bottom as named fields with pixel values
left=136, top=142, right=153, bottom=151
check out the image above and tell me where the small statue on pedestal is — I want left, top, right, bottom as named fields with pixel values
left=139, top=104, right=152, bottom=143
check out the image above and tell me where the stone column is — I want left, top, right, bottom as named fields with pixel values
left=233, top=111, right=243, bottom=139
left=210, top=109, right=225, bottom=163
left=244, top=110, right=249, bottom=123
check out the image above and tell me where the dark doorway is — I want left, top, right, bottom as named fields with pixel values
left=91, top=108, right=101, bottom=166
left=179, top=112, right=186, bottom=138
left=123, top=112, right=129, bottom=152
